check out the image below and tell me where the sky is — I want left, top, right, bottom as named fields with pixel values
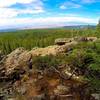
left=0, top=0, right=100, bottom=29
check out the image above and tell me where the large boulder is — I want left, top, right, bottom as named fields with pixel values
left=4, top=47, right=32, bottom=75
left=30, top=45, right=58, bottom=56
left=30, top=41, right=77, bottom=57
left=55, top=38, right=74, bottom=45
left=76, top=37, right=97, bottom=42
left=55, top=41, right=77, bottom=54
left=87, top=37, right=97, bottom=42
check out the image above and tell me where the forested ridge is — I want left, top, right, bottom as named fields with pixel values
left=0, top=26, right=99, bottom=54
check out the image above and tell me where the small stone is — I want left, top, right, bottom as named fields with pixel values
left=54, top=85, right=70, bottom=95
left=91, top=93, right=100, bottom=100
left=17, top=86, right=26, bottom=95
left=38, top=75, right=43, bottom=80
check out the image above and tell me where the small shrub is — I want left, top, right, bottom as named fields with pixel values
left=32, top=55, right=60, bottom=70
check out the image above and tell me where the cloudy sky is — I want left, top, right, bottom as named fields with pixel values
left=0, top=0, right=100, bottom=29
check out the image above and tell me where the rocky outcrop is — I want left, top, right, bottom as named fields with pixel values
left=0, top=36, right=98, bottom=79
left=55, top=37, right=97, bottom=45
left=0, top=37, right=98, bottom=100
left=75, top=36, right=97, bottom=42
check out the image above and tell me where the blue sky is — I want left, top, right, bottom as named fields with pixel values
left=0, top=0, right=100, bottom=29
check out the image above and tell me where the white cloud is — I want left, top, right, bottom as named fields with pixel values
left=0, top=0, right=37, bottom=7
left=60, top=5, right=67, bottom=10
left=0, top=8, right=18, bottom=18
left=0, top=0, right=45, bottom=18
left=60, top=2, right=81, bottom=9
left=0, top=16, right=98, bottom=29
left=0, top=8, right=45, bottom=18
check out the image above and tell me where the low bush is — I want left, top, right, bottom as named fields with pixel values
left=32, top=55, right=60, bottom=70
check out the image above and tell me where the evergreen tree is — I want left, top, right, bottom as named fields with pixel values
left=96, top=19, right=100, bottom=32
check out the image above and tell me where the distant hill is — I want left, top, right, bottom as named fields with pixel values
left=0, top=25, right=96, bottom=32
left=0, top=29, right=18, bottom=33
left=63, top=25, right=96, bottom=29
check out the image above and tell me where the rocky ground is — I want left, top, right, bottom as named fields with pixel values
left=0, top=36, right=99, bottom=100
